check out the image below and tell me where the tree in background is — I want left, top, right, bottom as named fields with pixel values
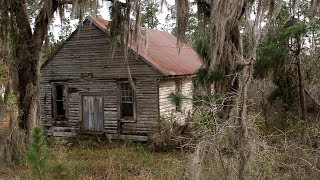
left=141, top=0, right=160, bottom=28
left=254, top=0, right=319, bottom=122
left=255, top=4, right=301, bottom=110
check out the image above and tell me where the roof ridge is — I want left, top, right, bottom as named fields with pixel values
left=87, top=16, right=202, bottom=76
left=88, top=16, right=176, bottom=37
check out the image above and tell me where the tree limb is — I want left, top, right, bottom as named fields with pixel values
left=32, top=0, right=61, bottom=53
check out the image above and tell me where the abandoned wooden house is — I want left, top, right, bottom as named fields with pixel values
left=40, top=17, right=202, bottom=141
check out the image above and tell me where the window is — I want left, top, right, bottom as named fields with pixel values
left=175, top=80, right=182, bottom=112
left=52, top=83, right=67, bottom=119
left=120, top=83, right=135, bottom=120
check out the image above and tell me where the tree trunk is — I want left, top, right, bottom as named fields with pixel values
left=16, top=46, right=38, bottom=130
left=9, top=0, right=60, bottom=131
left=8, top=0, right=37, bottom=131
left=210, top=23, right=242, bottom=120
left=237, top=66, right=252, bottom=180
left=295, top=34, right=306, bottom=121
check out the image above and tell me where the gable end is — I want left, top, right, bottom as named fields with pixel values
left=41, top=18, right=165, bottom=77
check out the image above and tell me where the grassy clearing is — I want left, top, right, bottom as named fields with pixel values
left=1, top=138, right=190, bottom=179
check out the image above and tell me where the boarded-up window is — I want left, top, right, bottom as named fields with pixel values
left=120, top=83, right=135, bottom=120
left=52, top=83, right=68, bottom=119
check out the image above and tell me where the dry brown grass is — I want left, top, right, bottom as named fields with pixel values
left=0, top=109, right=9, bottom=174
left=0, top=110, right=9, bottom=139
left=1, top=138, right=190, bottom=179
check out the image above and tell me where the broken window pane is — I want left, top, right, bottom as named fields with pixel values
left=56, top=85, right=64, bottom=101
left=54, top=84, right=66, bottom=117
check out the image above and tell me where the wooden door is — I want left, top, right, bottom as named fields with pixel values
left=82, top=96, right=104, bottom=131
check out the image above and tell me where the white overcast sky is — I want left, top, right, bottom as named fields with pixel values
left=51, top=0, right=177, bottom=41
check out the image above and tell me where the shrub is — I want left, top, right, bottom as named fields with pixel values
left=26, top=126, right=49, bottom=179
left=149, top=117, right=193, bottom=151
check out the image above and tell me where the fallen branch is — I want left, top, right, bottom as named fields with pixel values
left=304, top=88, right=320, bottom=109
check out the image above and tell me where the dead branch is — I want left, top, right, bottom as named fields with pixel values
left=304, top=88, right=320, bottom=109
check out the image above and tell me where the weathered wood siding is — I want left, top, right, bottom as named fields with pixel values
left=40, top=20, right=162, bottom=140
left=159, top=78, right=194, bottom=124
left=39, top=83, right=53, bottom=127
left=82, top=95, right=104, bottom=131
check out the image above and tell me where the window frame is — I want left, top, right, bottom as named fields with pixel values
left=52, top=82, right=68, bottom=120
left=118, top=81, right=136, bottom=122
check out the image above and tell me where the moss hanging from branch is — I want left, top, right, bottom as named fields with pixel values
left=69, top=0, right=99, bottom=25
left=0, top=0, right=13, bottom=86
left=310, top=0, right=320, bottom=16
left=132, top=0, right=141, bottom=43
left=192, top=0, right=284, bottom=95
left=175, top=0, right=189, bottom=51
left=109, top=1, right=130, bottom=46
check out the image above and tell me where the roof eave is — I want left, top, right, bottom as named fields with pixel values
left=162, top=73, right=197, bottom=79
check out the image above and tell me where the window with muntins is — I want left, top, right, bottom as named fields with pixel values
left=120, top=83, right=134, bottom=120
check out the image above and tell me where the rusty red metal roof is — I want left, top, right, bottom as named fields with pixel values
left=90, top=17, right=109, bottom=30
left=90, top=17, right=203, bottom=76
